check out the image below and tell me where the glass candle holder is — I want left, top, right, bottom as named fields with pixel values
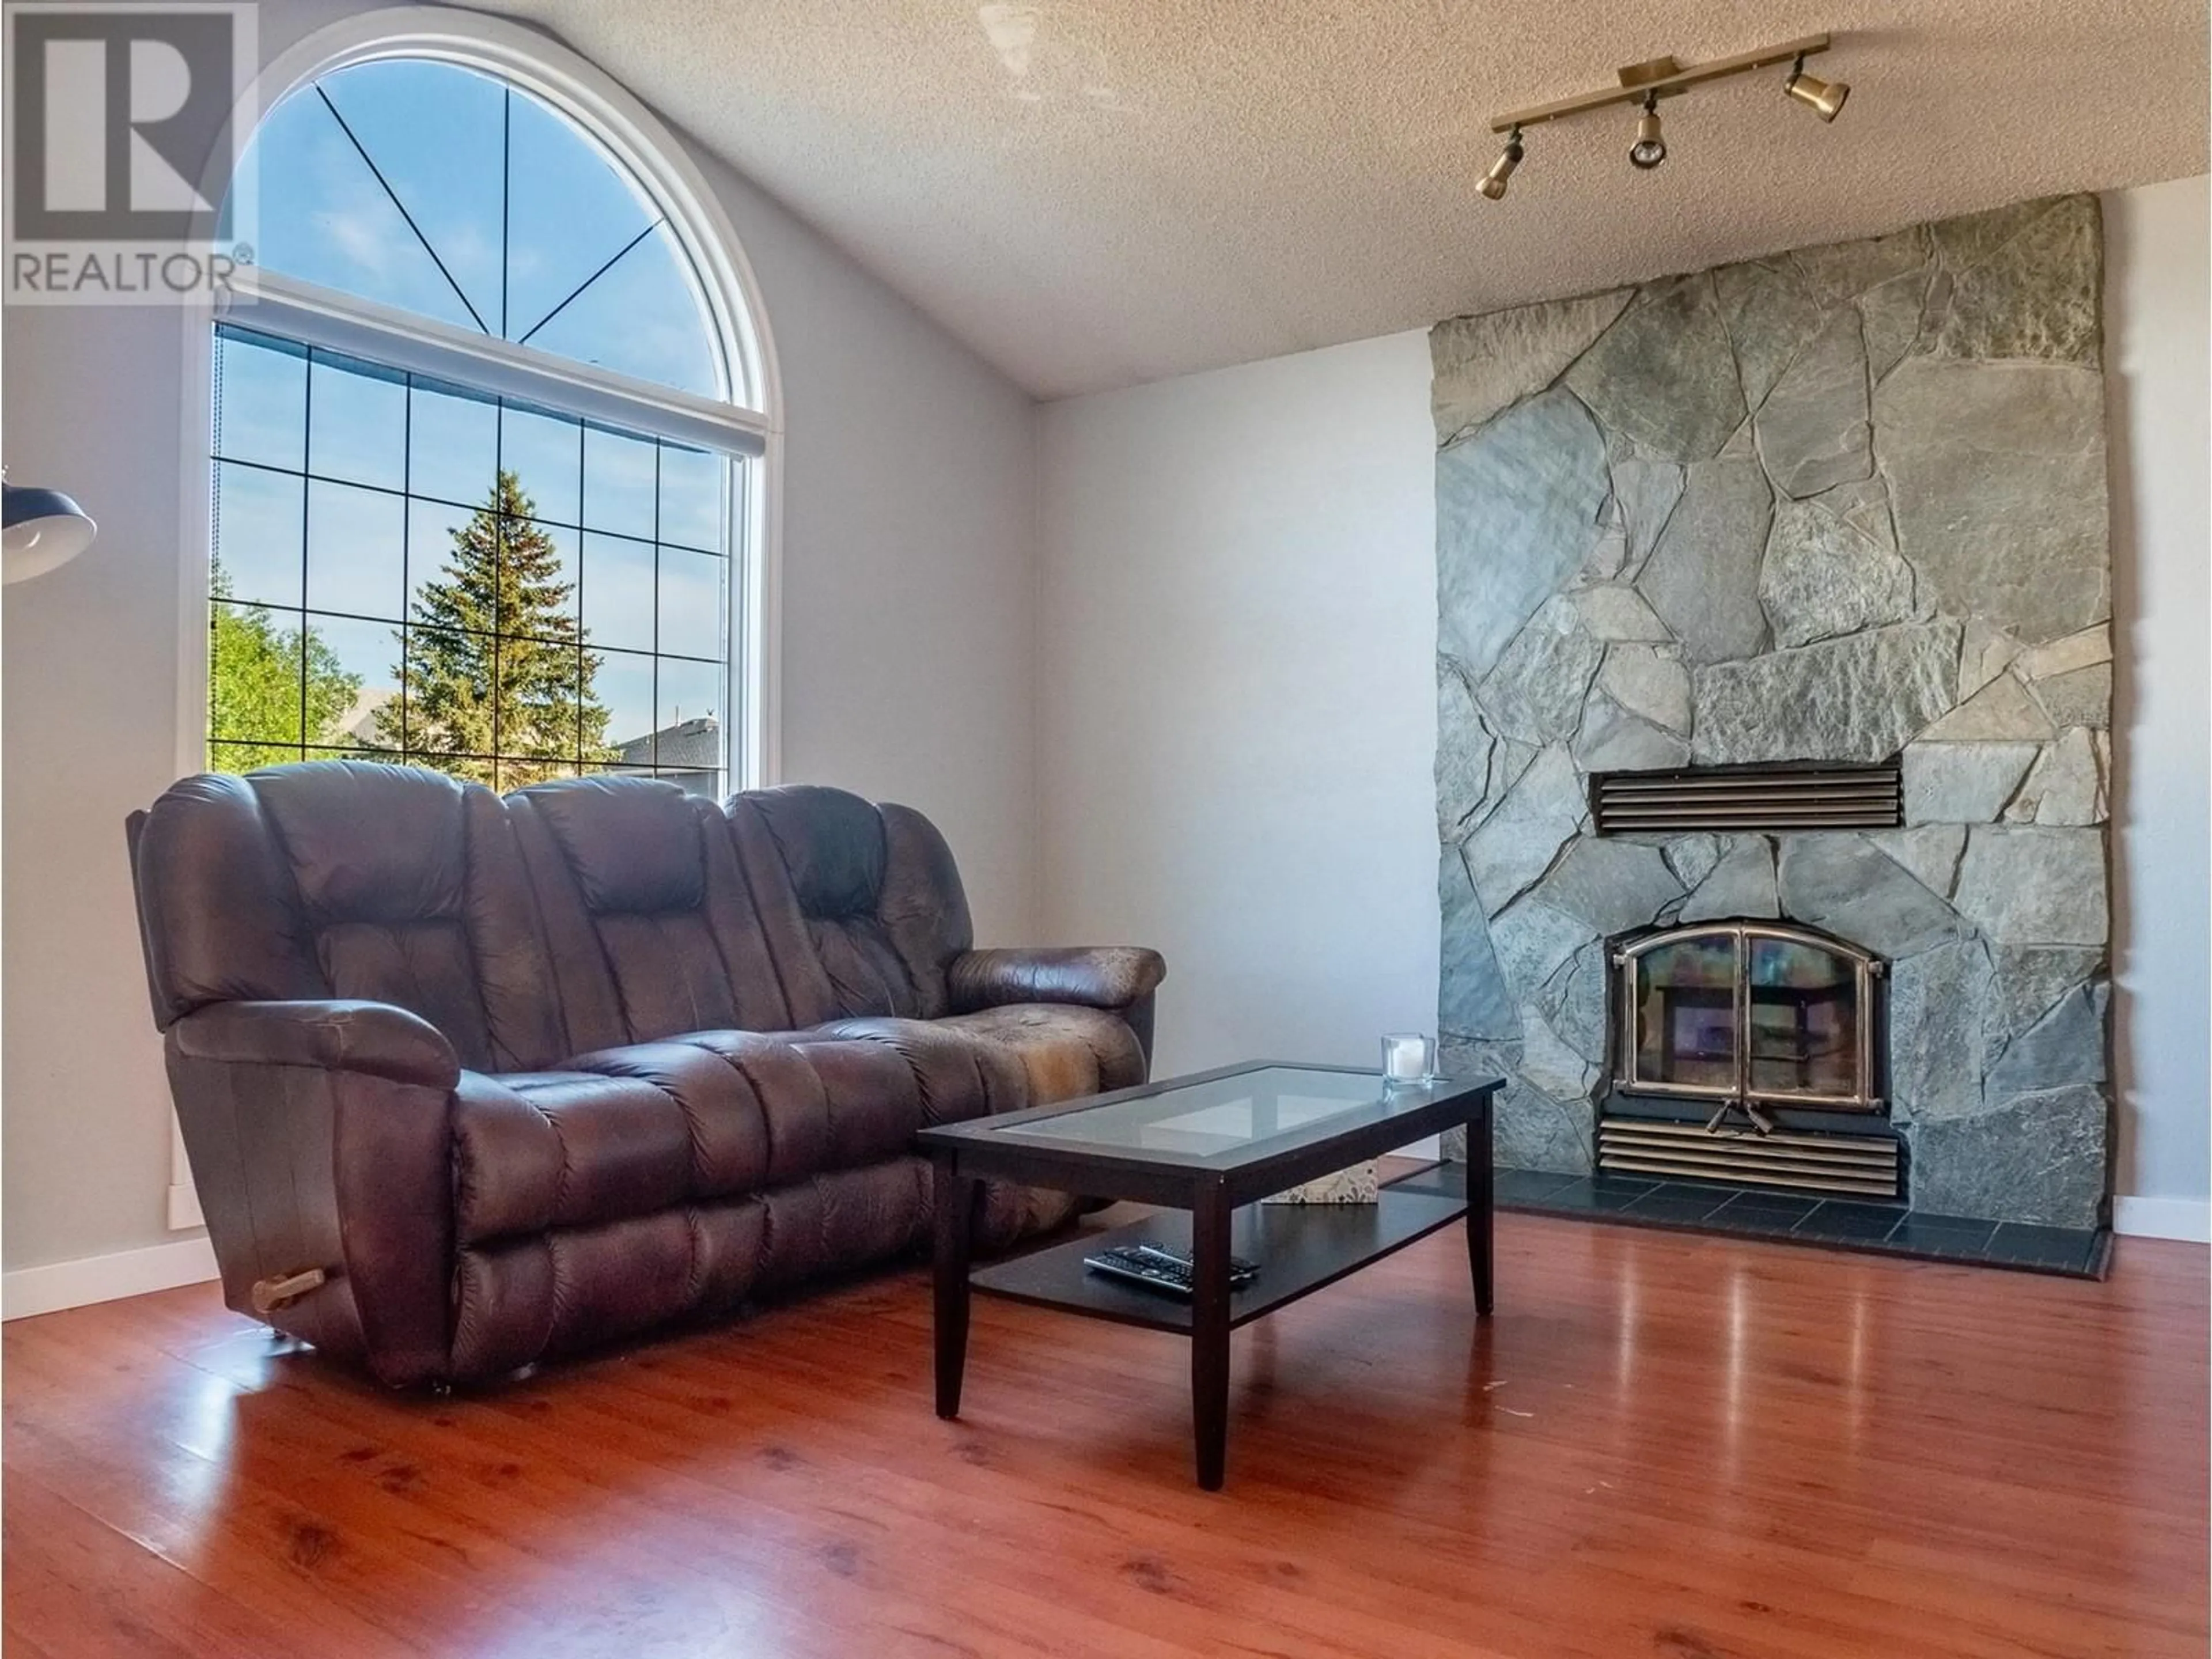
left=1381, top=1032, right=1434, bottom=1084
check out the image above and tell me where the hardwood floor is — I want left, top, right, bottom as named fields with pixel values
left=5, top=1213, right=2205, bottom=1658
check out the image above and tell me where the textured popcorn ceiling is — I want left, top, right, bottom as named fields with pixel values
left=478, top=0, right=2209, bottom=399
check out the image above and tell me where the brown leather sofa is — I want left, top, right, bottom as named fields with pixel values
left=126, top=762, right=1164, bottom=1388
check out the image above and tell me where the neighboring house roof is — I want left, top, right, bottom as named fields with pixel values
left=614, top=715, right=720, bottom=771
left=338, top=687, right=397, bottom=745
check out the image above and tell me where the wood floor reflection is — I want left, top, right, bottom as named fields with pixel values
left=5, top=1213, right=2205, bottom=1657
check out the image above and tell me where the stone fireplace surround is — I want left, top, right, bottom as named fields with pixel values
left=1431, top=194, right=2112, bottom=1231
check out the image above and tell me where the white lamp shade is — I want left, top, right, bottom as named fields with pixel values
left=3, top=485, right=97, bottom=585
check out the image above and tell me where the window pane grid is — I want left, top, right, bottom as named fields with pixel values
left=209, top=324, right=734, bottom=796
left=241, top=59, right=726, bottom=398
left=215, top=420, right=737, bottom=550
left=232, top=600, right=725, bottom=665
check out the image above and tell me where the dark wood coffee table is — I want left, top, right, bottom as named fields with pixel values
left=918, top=1061, right=1501, bottom=1490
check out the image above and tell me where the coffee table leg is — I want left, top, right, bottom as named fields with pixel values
left=1191, top=1184, right=1232, bottom=1491
left=1468, top=1096, right=1495, bottom=1318
left=932, top=1153, right=975, bottom=1418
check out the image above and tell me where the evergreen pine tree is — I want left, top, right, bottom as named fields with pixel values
left=375, top=470, right=613, bottom=786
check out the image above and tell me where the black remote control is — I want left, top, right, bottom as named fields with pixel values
left=1083, top=1241, right=1259, bottom=1298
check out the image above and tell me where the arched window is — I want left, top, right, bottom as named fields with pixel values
left=204, top=46, right=768, bottom=794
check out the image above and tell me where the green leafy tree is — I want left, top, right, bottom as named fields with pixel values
left=375, top=469, right=613, bottom=786
left=208, top=559, right=363, bottom=770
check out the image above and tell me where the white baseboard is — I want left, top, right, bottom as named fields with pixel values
left=2, top=1237, right=219, bottom=1321
left=2113, top=1195, right=2212, bottom=1243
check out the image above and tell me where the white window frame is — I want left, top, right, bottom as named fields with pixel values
left=166, top=7, right=786, bottom=1229
left=227, top=270, right=771, bottom=461
left=174, top=4, right=784, bottom=793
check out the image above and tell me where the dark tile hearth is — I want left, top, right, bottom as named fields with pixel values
left=1392, top=1164, right=2111, bottom=1279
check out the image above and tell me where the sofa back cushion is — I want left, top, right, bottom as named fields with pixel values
left=506, top=776, right=801, bottom=1051
left=131, top=762, right=565, bottom=1072
left=132, top=764, right=980, bottom=1065
left=731, top=786, right=974, bottom=1024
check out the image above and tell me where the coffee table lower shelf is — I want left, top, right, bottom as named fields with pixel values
left=921, top=1061, right=1499, bottom=1488
left=970, top=1189, right=1469, bottom=1335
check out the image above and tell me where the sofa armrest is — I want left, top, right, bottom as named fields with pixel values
left=948, top=947, right=1166, bottom=1016
left=169, top=999, right=461, bottom=1090
left=165, top=1002, right=460, bottom=1388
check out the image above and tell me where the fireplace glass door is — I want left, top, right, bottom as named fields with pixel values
left=1616, top=922, right=1881, bottom=1114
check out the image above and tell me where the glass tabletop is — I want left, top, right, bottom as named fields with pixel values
left=970, top=1065, right=1464, bottom=1169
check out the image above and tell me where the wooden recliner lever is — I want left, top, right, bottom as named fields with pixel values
left=250, top=1267, right=329, bottom=1315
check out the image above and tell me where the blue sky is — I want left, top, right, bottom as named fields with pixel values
left=233, top=58, right=721, bottom=397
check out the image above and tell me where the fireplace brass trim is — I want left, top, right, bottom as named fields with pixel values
left=1612, top=921, right=1884, bottom=1120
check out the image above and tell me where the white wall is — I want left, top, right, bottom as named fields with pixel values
left=1036, top=331, right=1440, bottom=1080
left=2106, top=175, right=2212, bottom=1239
left=1, top=1, right=1040, bottom=1281
left=1036, top=182, right=2211, bottom=1233
left=740, top=153, right=1039, bottom=935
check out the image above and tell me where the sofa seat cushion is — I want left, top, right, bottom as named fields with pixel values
left=930, top=1006, right=1146, bottom=1247
left=926, top=1004, right=1149, bottom=1106
left=454, top=1069, right=700, bottom=1247
left=453, top=1031, right=930, bottom=1245
left=815, top=1005, right=1144, bottom=1250
left=815, top=1003, right=1144, bottom=1123
left=453, top=1007, right=1145, bottom=1250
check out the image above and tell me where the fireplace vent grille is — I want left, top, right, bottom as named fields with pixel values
left=1597, top=1119, right=1901, bottom=1199
left=1591, top=759, right=1902, bottom=834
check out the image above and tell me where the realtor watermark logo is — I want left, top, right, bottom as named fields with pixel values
left=5, top=2, right=257, bottom=303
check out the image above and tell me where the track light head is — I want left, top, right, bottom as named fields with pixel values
left=1628, top=93, right=1666, bottom=169
left=1478, top=128, right=1524, bottom=201
left=1479, top=33, right=1847, bottom=201
left=1785, top=55, right=1849, bottom=120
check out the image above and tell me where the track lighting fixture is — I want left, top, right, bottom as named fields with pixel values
left=1783, top=54, right=1850, bottom=122
left=1628, top=93, right=1666, bottom=169
left=1478, top=127, right=1524, bottom=200
left=1480, top=31, right=1848, bottom=200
